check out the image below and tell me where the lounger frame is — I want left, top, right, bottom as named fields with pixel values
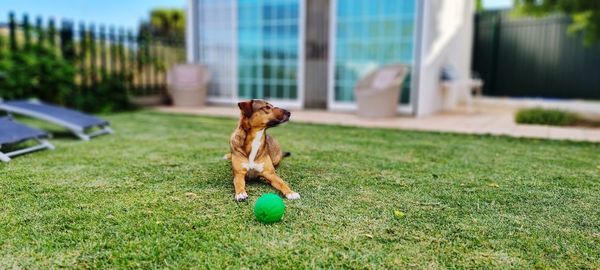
left=0, top=138, right=55, bottom=162
left=0, top=115, right=55, bottom=162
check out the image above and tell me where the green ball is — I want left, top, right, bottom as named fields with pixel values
left=254, top=193, right=286, bottom=224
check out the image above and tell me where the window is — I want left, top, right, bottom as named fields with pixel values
left=237, top=0, right=301, bottom=100
left=333, top=0, right=416, bottom=104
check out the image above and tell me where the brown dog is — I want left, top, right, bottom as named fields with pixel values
left=225, top=99, right=300, bottom=201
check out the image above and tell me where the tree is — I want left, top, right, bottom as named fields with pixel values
left=476, top=0, right=484, bottom=12
left=513, top=0, right=600, bottom=45
left=139, top=8, right=185, bottom=43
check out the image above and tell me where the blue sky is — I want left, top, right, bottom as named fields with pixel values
left=1, top=0, right=512, bottom=31
left=1, top=0, right=185, bottom=31
left=483, top=0, right=513, bottom=10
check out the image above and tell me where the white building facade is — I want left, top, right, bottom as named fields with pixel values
left=186, top=0, right=475, bottom=116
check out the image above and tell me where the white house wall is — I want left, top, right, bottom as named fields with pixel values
left=415, top=0, right=475, bottom=117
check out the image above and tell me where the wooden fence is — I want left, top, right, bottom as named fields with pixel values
left=0, top=12, right=186, bottom=103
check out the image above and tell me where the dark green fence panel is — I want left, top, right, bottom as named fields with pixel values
left=473, top=11, right=600, bottom=100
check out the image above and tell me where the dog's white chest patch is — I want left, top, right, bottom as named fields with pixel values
left=242, top=129, right=264, bottom=172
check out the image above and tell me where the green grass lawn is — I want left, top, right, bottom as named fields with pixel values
left=1, top=111, right=599, bottom=269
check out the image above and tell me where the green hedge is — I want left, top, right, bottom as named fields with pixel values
left=0, top=45, right=132, bottom=113
left=515, top=108, right=578, bottom=126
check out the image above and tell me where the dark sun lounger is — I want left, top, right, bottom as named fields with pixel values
left=0, top=116, right=55, bottom=162
left=0, top=100, right=113, bottom=141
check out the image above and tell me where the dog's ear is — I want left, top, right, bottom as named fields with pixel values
left=237, top=100, right=254, bottom=118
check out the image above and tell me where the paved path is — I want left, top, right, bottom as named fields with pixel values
left=153, top=105, right=600, bottom=143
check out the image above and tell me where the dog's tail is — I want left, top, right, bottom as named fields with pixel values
left=222, top=153, right=232, bottom=160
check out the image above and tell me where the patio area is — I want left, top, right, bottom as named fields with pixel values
left=154, top=99, right=600, bottom=143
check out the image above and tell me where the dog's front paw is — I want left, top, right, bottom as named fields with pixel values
left=286, top=192, right=300, bottom=200
left=235, top=192, right=248, bottom=201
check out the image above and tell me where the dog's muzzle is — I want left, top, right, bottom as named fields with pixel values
left=267, top=110, right=291, bottom=127
left=283, top=111, right=291, bottom=122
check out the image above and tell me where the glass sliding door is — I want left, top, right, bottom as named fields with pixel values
left=329, top=0, right=417, bottom=109
left=195, top=0, right=304, bottom=106
left=237, top=0, right=303, bottom=106
left=197, top=0, right=237, bottom=102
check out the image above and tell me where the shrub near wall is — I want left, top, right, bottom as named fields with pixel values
left=83, top=73, right=133, bottom=113
left=515, top=108, right=578, bottom=126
